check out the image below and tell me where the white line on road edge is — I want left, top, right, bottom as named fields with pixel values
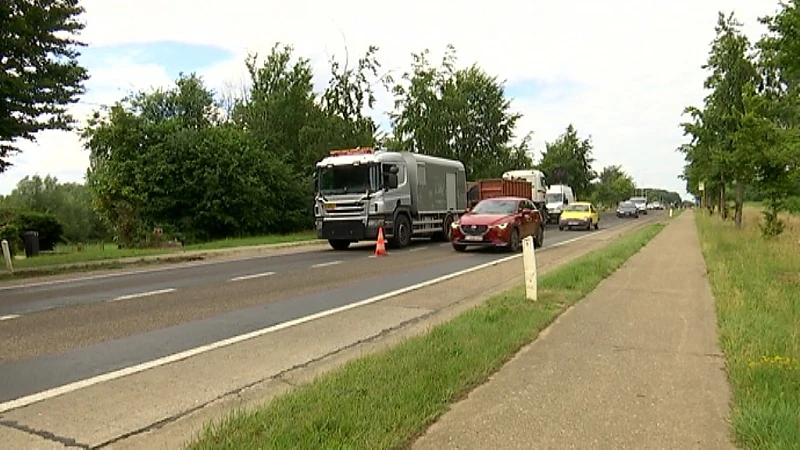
left=408, top=246, right=428, bottom=252
left=0, top=314, right=20, bottom=321
left=0, top=225, right=624, bottom=413
left=311, top=260, right=342, bottom=268
left=107, top=288, right=177, bottom=302
left=229, top=272, right=275, bottom=282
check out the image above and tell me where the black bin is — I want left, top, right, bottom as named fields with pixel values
left=23, top=231, right=40, bottom=257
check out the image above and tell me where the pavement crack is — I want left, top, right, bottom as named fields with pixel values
left=0, top=418, right=90, bottom=449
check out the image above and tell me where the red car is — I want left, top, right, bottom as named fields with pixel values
left=451, top=196, right=545, bottom=252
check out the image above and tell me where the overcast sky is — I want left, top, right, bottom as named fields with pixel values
left=0, top=0, right=784, bottom=199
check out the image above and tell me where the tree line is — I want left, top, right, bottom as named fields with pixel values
left=1, top=1, right=681, bottom=250
left=678, top=7, right=800, bottom=236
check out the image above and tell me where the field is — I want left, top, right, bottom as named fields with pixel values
left=696, top=208, right=800, bottom=449
left=5, top=231, right=317, bottom=270
left=185, top=223, right=665, bottom=450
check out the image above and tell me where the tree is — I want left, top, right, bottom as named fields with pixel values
left=592, top=165, right=636, bottom=207
left=537, top=124, right=596, bottom=198
left=0, top=0, right=90, bottom=172
left=390, top=45, right=531, bottom=180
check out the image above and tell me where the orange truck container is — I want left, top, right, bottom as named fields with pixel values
left=467, top=178, right=533, bottom=207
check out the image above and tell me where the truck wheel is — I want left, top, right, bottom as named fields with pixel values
left=433, top=215, right=453, bottom=242
left=391, top=214, right=412, bottom=249
left=328, top=240, right=351, bottom=250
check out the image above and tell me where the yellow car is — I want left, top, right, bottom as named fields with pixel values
left=558, top=202, right=600, bottom=231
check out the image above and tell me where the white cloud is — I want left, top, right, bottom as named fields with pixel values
left=1, top=0, right=784, bottom=198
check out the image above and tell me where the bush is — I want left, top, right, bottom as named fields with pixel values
left=0, top=208, right=65, bottom=252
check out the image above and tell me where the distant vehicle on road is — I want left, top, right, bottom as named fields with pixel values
left=558, top=201, right=600, bottom=231
left=629, top=196, right=648, bottom=215
left=616, top=201, right=639, bottom=218
left=450, top=197, right=544, bottom=253
left=314, top=147, right=467, bottom=250
left=545, top=184, right=576, bottom=224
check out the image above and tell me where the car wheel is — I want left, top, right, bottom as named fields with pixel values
left=594, top=221, right=599, bottom=230
left=508, top=227, right=521, bottom=252
left=452, top=243, right=467, bottom=252
left=558, top=226, right=564, bottom=231
left=586, top=221, right=592, bottom=231
left=534, top=227, right=544, bottom=248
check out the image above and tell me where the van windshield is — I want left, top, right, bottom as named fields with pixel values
left=546, top=193, right=563, bottom=203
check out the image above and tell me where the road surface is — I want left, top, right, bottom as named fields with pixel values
left=0, top=213, right=640, bottom=404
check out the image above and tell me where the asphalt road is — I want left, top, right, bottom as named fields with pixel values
left=0, top=212, right=648, bottom=404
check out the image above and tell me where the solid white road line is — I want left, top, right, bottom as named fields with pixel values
left=229, top=272, right=275, bottom=282
left=409, top=246, right=428, bottom=252
left=0, top=314, right=20, bottom=321
left=0, top=224, right=625, bottom=413
left=107, top=288, right=177, bottom=303
left=311, top=260, right=342, bottom=268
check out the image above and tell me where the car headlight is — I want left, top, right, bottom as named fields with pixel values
left=494, top=223, right=509, bottom=230
left=451, top=221, right=460, bottom=228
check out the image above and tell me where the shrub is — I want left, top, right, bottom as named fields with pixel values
left=0, top=208, right=65, bottom=252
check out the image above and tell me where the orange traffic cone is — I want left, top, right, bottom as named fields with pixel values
left=374, top=227, right=387, bottom=256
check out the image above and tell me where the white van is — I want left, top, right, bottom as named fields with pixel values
left=629, top=196, right=648, bottom=215
left=545, top=184, right=576, bottom=223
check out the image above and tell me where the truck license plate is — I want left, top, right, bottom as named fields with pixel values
left=465, top=235, right=483, bottom=241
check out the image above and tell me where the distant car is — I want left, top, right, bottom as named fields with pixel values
left=451, top=197, right=544, bottom=252
left=617, top=201, right=639, bottom=218
left=558, top=201, right=600, bottom=231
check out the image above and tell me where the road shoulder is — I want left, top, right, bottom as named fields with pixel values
left=412, top=210, right=735, bottom=449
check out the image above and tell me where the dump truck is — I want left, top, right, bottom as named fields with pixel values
left=468, top=175, right=549, bottom=221
left=314, top=147, right=468, bottom=250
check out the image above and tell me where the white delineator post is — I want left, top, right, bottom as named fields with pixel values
left=669, top=207, right=674, bottom=218
left=1, top=239, right=13, bottom=274
left=522, top=235, right=537, bottom=301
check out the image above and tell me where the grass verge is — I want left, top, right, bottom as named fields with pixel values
left=2, top=231, right=317, bottom=273
left=185, top=222, right=665, bottom=450
left=696, top=209, right=800, bottom=449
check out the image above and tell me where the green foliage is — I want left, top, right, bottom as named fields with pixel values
left=389, top=45, right=532, bottom=180
left=0, top=208, right=64, bottom=251
left=0, top=174, right=106, bottom=243
left=537, top=124, right=596, bottom=198
left=0, top=0, right=90, bottom=172
left=592, top=165, right=636, bottom=207
left=679, top=9, right=800, bottom=235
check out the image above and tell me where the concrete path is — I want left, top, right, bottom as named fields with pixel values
left=413, top=210, right=736, bottom=450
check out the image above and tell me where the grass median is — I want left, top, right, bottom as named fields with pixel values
left=696, top=209, right=800, bottom=449
left=0, top=231, right=317, bottom=280
left=186, top=222, right=665, bottom=450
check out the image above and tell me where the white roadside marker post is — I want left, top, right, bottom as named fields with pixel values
left=522, top=235, right=537, bottom=301
left=1, top=239, right=13, bottom=274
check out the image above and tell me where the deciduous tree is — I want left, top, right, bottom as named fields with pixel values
left=0, top=0, right=90, bottom=172
left=537, top=124, right=596, bottom=198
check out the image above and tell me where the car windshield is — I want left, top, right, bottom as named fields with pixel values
left=317, top=164, right=378, bottom=195
left=472, top=200, right=518, bottom=215
left=565, top=204, right=590, bottom=212
left=630, top=197, right=646, bottom=205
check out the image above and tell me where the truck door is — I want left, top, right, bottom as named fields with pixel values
left=446, top=172, right=457, bottom=210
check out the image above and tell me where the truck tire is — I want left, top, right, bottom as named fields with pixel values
left=391, top=214, right=412, bottom=249
left=328, top=240, right=351, bottom=250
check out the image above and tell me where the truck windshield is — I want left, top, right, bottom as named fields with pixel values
left=546, top=193, right=563, bottom=203
left=318, top=164, right=378, bottom=195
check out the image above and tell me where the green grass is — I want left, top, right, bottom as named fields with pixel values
left=185, top=222, right=665, bottom=450
left=6, top=231, right=317, bottom=270
left=696, top=209, right=800, bottom=450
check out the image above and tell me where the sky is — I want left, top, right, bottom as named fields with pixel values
left=0, top=0, right=785, bottom=199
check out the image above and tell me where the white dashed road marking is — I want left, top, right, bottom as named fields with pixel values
left=0, top=314, right=20, bottom=321
left=311, top=260, right=343, bottom=268
left=107, top=288, right=177, bottom=302
left=229, top=272, right=275, bottom=282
